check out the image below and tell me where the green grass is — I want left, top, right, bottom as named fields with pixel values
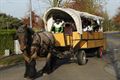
left=112, top=34, right=120, bottom=37
left=0, top=55, right=24, bottom=66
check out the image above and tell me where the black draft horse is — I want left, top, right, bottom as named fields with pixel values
left=16, top=25, right=55, bottom=79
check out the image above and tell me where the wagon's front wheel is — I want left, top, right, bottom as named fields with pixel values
left=76, top=50, right=87, bottom=65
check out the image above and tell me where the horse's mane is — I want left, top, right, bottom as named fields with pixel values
left=17, top=25, right=34, bottom=34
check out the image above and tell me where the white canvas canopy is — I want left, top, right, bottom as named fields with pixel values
left=43, top=7, right=103, bottom=34
left=43, top=7, right=82, bottom=34
left=79, top=12, right=104, bottom=20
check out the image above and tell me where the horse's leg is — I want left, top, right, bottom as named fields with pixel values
left=24, top=60, right=30, bottom=78
left=22, top=53, right=30, bottom=63
left=28, top=58, right=37, bottom=78
left=50, top=54, right=57, bottom=71
left=22, top=52, right=37, bottom=78
left=22, top=52, right=31, bottom=78
left=23, top=47, right=37, bottom=78
left=42, top=52, right=53, bottom=74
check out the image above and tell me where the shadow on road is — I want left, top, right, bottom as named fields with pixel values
left=34, top=57, right=73, bottom=79
left=34, top=55, right=91, bottom=80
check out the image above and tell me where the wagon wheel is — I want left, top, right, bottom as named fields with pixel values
left=96, top=47, right=103, bottom=58
left=76, top=50, right=87, bottom=65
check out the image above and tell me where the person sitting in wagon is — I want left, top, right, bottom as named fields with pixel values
left=51, top=19, right=64, bottom=33
left=92, top=20, right=100, bottom=32
left=82, top=19, right=93, bottom=32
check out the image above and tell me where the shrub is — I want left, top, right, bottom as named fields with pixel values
left=0, top=29, right=16, bottom=55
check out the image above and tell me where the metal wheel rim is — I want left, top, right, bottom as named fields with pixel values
left=82, top=52, right=86, bottom=63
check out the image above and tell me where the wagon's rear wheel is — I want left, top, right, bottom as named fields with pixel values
left=96, top=47, right=103, bottom=58
left=76, top=50, right=86, bottom=65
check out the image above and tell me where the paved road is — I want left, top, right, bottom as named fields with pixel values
left=104, top=32, right=120, bottom=80
left=0, top=32, right=120, bottom=80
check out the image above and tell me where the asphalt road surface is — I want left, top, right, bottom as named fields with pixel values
left=0, top=32, right=120, bottom=80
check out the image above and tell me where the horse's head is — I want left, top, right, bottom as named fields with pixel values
left=16, top=25, right=28, bottom=51
left=16, top=25, right=34, bottom=52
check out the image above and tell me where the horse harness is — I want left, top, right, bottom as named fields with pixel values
left=31, top=32, right=53, bottom=54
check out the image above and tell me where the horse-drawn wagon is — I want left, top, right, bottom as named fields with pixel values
left=43, top=7, right=106, bottom=65
left=16, top=7, right=106, bottom=78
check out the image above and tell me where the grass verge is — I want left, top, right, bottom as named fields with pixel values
left=112, top=34, right=120, bottom=37
left=0, top=54, right=24, bottom=68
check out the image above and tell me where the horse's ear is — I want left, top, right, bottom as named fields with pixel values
left=13, top=32, right=19, bottom=40
left=23, top=25, right=28, bottom=30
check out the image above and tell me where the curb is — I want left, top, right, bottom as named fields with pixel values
left=0, top=62, right=24, bottom=71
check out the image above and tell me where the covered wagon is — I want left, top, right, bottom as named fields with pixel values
left=43, top=7, right=106, bottom=65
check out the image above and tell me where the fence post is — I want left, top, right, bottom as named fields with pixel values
left=14, top=40, right=22, bottom=54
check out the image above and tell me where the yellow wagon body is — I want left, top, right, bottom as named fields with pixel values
left=53, top=32, right=106, bottom=50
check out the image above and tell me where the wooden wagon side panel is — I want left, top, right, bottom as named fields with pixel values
left=53, top=31, right=106, bottom=51
left=82, top=32, right=104, bottom=39
left=73, top=32, right=105, bottom=49
left=87, top=40, right=104, bottom=48
left=53, top=33, right=65, bottom=46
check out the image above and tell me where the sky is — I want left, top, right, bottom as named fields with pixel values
left=0, top=0, right=120, bottom=19
left=106, top=0, right=120, bottom=18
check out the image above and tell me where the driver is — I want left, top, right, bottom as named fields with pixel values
left=51, top=19, right=64, bottom=33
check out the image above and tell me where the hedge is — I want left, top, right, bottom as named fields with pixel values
left=0, top=29, right=16, bottom=55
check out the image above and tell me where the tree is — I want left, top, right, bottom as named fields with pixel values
left=63, top=0, right=105, bottom=16
left=0, top=13, right=21, bottom=29
left=102, top=11, right=111, bottom=31
left=22, top=11, right=44, bottom=30
left=113, top=7, right=120, bottom=31
left=47, top=0, right=62, bottom=7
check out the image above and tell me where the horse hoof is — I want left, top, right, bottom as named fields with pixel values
left=24, top=77, right=34, bottom=80
left=43, top=73, right=48, bottom=76
left=24, top=77, right=33, bottom=80
left=24, top=74, right=28, bottom=78
left=24, top=75, right=35, bottom=80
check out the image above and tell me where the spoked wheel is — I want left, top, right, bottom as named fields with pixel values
left=76, top=50, right=87, bottom=65
left=96, top=47, right=103, bottom=58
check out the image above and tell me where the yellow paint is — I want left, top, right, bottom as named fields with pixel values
left=72, top=32, right=81, bottom=47
left=82, top=32, right=88, bottom=39
left=87, top=40, right=104, bottom=48
left=53, top=33, right=65, bottom=46
left=80, top=41, right=87, bottom=48
left=53, top=31, right=106, bottom=50
left=73, top=40, right=80, bottom=47
left=73, top=32, right=81, bottom=40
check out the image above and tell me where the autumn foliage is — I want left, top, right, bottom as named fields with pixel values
left=113, top=7, right=120, bottom=30
left=113, top=8, right=120, bottom=24
left=22, top=11, right=44, bottom=29
left=64, top=0, right=104, bottom=17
